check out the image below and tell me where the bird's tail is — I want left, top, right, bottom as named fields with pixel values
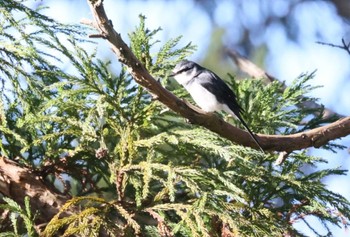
left=235, top=113, right=264, bottom=152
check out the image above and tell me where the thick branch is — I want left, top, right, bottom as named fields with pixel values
left=226, top=49, right=343, bottom=120
left=85, top=0, right=350, bottom=152
left=0, top=157, right=69, bottom=225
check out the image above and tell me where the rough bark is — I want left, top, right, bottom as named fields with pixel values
left=0, top=157, right=69, bottom=226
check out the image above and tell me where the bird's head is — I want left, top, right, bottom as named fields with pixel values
left=170, top=60, right=200, bottom=85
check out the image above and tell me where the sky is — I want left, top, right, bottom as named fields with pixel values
left=26, top=0, right=350, bottom=236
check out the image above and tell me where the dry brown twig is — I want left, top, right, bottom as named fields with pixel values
left=84, top=0, right=350, bottom=153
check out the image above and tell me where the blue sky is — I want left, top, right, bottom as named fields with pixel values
left=27, top=0, right=350, bottom=236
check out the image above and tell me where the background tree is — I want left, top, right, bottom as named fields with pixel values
left=0, top=0, right=349, bottom=236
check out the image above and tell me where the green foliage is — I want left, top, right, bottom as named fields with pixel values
left=227, top=72, right=340, bottom=135
left=129, top=14, right=196, bottom=79
left=0, top=197, right=37, bottom=237
left=226, top=73, right=344, bottom=152
left=0, top=1, right=349, bottom=237
left=0, top=0, right=88, bottom=162
left=43, top=196, right=141, bottom=236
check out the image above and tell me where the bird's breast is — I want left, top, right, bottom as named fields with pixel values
left=173, top=74, right=192, bottom=85
left=185, top=83, right=222, bottom=112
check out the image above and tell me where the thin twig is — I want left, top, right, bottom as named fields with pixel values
left=316, top=38, right=350, bottom=55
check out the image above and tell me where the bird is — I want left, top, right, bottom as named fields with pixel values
left=170, top=60, right=263, bottom=151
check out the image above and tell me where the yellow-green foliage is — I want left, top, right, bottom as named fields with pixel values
left=0, top=1, right=349, bottom=237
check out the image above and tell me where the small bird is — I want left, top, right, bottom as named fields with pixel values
left=170, top=60, right=263, bottom=151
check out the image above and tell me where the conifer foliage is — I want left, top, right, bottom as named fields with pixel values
left=0, top=1, right=349, bottom=236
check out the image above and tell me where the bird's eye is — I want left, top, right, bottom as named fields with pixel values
left=178, top=67, right=191, bottom=74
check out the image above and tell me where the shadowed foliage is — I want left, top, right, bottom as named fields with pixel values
left=0, top=1, right=349, bottom=236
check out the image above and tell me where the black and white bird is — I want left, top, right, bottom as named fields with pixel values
left=170, top=60, right=263, bottom=151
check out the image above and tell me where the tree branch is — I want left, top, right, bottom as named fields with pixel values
left=0, top=157, right=70, bottom=226
left=85, top=0, right=350, bottom=152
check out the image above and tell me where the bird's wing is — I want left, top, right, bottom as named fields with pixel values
left=197, top=71, right=243, bottom=115
left=197, top=71, right=263, bottom=151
